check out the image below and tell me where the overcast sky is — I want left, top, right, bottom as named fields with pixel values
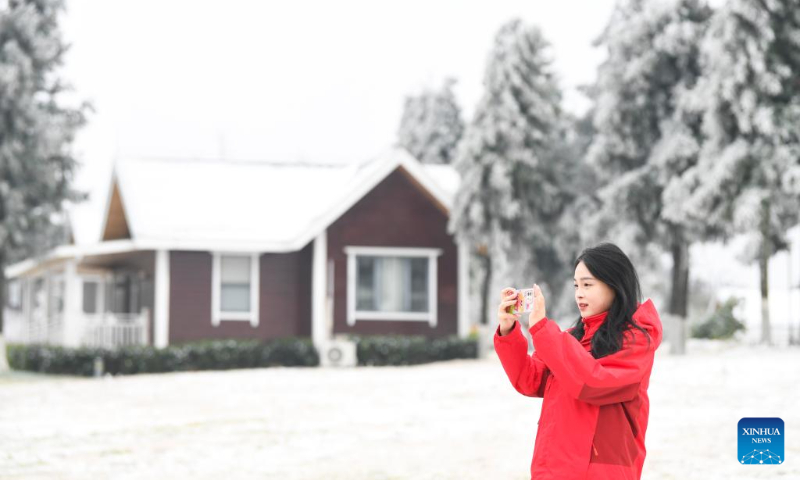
left=43, top=0, right=800, bottom=329
left=61, top=0, right=620, bottom=243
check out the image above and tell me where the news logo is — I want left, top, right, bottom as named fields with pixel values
left=738, top=417, right=784, bottom=465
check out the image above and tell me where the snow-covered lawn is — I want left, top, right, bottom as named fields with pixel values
left=1, top=340, right=798, bottom=480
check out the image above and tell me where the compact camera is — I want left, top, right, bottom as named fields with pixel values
left=506, top=288, right=535, bottom=314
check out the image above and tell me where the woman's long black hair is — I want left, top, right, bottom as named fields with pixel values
left=568, top=242, right=652, bottom=359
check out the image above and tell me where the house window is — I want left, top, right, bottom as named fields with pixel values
left=31, top=277, right=45, bottom=318
left=83, top=280, right=100, bottom=314
left=106, top=272, right=141, bottom=314
left=355, top=256, right=429, bottom=312
left=5, top=279, right=21, bottom=311
left=345, top=246, right=442, bottom=326
left=47, top=274, right=65, bottom=318
left=212, top=252, right=260, bottom=327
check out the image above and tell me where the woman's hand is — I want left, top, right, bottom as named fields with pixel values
left=497, top=287, right=519, bottom=336
left=529, top=284, right=546, bottom=326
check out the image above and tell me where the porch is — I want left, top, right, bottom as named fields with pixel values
left=4, top=249, right=156, bottom=349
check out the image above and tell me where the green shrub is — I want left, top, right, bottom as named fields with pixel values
left=7, top=337, right=319, bottom=376
left=348, top=334, right=478, bottom=366
left=7, top=334, right=477, bottom=375
left=691, top=297, right=747, bottom=340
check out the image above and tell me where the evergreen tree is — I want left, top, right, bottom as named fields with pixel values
left=585, top=0, right=713, bottom=352
left=662, top=0, right=800, bottom=345
left=448, top=19, right=571, bottom=325
left=396, top=77, right=464, bottom=165
left=0, top=0, right=90, bottom=368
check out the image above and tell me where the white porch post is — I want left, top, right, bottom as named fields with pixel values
left=312, top=230, right=329, bottom=350
left=457, top=240, right=470, bottom=339
left=154, top=249, right=170, bottom=349
left=62, top=259, right=82, bottom=347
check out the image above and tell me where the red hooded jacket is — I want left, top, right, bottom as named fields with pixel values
left=494, top=299, right=662, bottom=480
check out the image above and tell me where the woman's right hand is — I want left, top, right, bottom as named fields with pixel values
left=497, top=287, right=519, bottom=336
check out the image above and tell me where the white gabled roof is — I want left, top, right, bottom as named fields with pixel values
left=103, top=146, right=458, bottom=252
left=6, top=148, right=460, bottom=278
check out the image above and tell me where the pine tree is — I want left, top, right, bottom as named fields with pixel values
left=585, top=0, right=713, bottom=352
left=662, top=0, right=800, bottom=345
left=396, top=77, right=464, bottom=165
left=0, top=0, right=90, bottom=368
left=448, top=19, right=571, bottom=326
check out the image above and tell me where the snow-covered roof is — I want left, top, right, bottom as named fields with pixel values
left=102, top=146, right=458, bottom=253
left=5, top=148, right=460, bottom=278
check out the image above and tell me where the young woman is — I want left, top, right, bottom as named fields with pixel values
left=494, top=242, right=662, bottom=480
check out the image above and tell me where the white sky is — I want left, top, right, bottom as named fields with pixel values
left=43, top=0, right=800, bottom=332
left=60, top=0, right=618, bottom=243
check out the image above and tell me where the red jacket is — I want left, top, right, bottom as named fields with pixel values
left=494, top=299, right=662, bottom=480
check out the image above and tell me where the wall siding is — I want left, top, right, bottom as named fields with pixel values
left=168, top=241, right=313, bottom=344
left=327, top=167, right=458, bottom=337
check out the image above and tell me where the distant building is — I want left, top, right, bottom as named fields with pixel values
left=3, top=148, right=469, bottom=351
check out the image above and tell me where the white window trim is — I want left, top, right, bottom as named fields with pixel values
left=211, top=252, right=260, bottom=327
left=344, top=246, right=441, bottom=327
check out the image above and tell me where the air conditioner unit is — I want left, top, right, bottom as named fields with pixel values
left=319, top=339, right=357, bottom=367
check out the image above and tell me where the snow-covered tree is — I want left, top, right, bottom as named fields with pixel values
left=396, top=77, right=464, bottom=165
left=662, top=0, right=800, bottom=345
left=0, top=0, right=90, bottom=368
left=448, top=19, right=572, bottom=325
left=584, top=0, right=713, bottom=352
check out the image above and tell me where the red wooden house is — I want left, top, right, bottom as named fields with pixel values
left=3, top=148, right=469, bottom=355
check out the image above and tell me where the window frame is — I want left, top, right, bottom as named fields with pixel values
left=211, top=252, right=260, bottom=327
left=344, top=246, right=442, bottom=327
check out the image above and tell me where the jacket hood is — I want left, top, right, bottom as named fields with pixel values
left=631, top=298, right=663, bottom=348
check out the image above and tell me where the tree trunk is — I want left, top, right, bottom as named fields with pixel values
left=0, top=249, right=5, bottom=334
left=0, top=250, right=8, bottom=372
left=669, top=228, right=690, bottom=355
left=479, top=247, right=492, bottom=325
left=759, top=198, right=772, bottom=346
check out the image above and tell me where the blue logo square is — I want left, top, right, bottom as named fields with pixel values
left=738, top=417, right=784, bottom=465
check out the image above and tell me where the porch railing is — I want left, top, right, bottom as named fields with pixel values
left=81, top=309, right=149, bottom=349
left=3, top=309, right=29, bottom=344
left=2, top=310, right=64, bottom=345
left=2, top=308, right=149, bottom=349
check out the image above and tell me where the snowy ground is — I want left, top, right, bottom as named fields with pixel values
left=1, top=340, right=798, bottom=480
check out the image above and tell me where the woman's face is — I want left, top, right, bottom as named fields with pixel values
left=574, top=261, right=615, bottom=318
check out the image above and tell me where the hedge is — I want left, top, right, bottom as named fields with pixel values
left=7, top=337, right=319, bottom=376
left=348, top=334, right=478, bottom=366
left=6, top=334, right=479, bottom=376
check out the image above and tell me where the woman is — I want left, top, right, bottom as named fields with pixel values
left=494, top=242, right=662, bottom=480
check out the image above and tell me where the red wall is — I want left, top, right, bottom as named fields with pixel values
left=167, top=241, right=313, bottom=344
left=326, top=167, right=458, bottom=337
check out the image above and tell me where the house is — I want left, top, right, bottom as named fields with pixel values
left=2, top=148, right=469, bottom=352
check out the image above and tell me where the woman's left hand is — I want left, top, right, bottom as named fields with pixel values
left=528, top=284, right=546, bottom=326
